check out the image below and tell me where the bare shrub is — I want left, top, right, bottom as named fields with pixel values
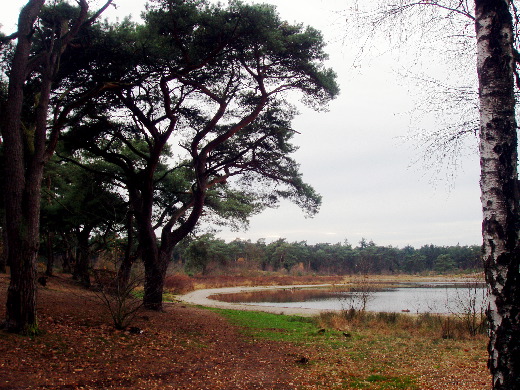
left=93, top=269, right=143, bottom=330
left=340, top=277, right=377, bottom=312
left=449, top=279, right=488, bottom=337
left=440, top=316, right=454, bottom=339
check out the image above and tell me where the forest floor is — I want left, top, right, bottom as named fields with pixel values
left=0, top=273, right=490, bottom=390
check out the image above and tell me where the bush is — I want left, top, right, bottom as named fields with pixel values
left=93, top=269, right=143, bottom=330
left=164, top=274, right=195, bottom=294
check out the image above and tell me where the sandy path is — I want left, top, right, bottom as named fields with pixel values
left=177, top=284, right=335, bottom=316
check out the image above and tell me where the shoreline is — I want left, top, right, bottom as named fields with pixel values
left=176, top=276, right=486, bottom=316
left=176, top=284, right=333, bottom=316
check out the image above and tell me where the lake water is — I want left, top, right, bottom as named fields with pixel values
left=212, top=283, right=488, bottom=314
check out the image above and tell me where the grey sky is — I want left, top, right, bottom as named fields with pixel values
left=1, top=0, right=483, bottom=248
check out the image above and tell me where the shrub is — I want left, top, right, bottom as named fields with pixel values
left=164, top=274, right=195, bottom=294
left=93, top=269, right=143, bottom=330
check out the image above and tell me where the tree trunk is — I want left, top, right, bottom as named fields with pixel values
left=117, top=251, right=135, bottom=290
left=45, top=231, right=55, bottom=277
left=474, top=1, right=520, bottom=388
left=142, top=252, right=169, bottom=311
left=117, top=212, right=137, bottom=288
left=60, top=234, right=74, bottom=274
left=0, top=226, right=7, bottom=273
left=73, top=227, right=92, bottom=288
left=141, top=188, right=206, bottom=310
left=62, top=250, right=72, bottom=274
left=4, top=235, right=39, bottom=334
left=138, top=221, right=170, bottom=310
left=138, top=205, right=204, bottom=310
left=1, top=0, right=45, bottom=334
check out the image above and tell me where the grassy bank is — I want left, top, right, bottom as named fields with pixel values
left=210, top=307, right=489, bottom=390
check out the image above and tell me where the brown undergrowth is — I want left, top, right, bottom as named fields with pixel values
left=164, top=273, right=344, bottom=294
left=0, top=273, right=312, bottom=389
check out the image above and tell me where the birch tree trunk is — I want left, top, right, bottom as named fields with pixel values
left=475, top=0, right=520, bottom=388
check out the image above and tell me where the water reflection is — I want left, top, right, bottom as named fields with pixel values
left=210, top=282, right=488, bottom=314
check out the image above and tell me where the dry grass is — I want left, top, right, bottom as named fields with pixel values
left=305, top=327, right=489, bottom=390
left=213, top=306, right=490, bottom=390
left=189, top=273, right=344, bottom=290
left=309, top=309, right=488, bottom=389
left=164, top=271, right=484, bottom=294
left=316, top=309, right=487, bottom=340
left=164, top=273, right=195, bottom=294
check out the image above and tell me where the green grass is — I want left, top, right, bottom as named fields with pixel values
left=206, top=307, right=486, bottom=390
left=348, top=374, right=418, bottom=390
left=208, top=308, right=334, bottom=343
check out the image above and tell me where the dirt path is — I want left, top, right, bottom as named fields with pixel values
left=0, top=274, right=313, bottom=390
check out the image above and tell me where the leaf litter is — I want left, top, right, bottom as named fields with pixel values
left=0, top=274, right=489, bottom=389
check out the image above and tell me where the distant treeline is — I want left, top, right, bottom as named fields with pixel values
left=177, top=235, right=482, bottom=275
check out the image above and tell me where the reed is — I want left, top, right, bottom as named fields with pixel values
left=317, top=309, right=487, bottom=340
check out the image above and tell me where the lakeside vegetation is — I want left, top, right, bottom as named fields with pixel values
left=210, top=307, right=489, bottom=389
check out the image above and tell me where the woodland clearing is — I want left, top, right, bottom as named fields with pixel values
left=0, top=273, right=489, bottom=389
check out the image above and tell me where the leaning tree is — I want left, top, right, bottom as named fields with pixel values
left=61, top=0, right=339, bottom=310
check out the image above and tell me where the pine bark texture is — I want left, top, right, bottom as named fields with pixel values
left=2, top=0, right=103, bottom=333
left=116, top=213, right=138, bottom=289
left=0, top=225, right=7, bottom=273
left=73, top=228, right=92, bottom=288
left=131, top=178, right=206, bottom=311
left=475, top=0, right=520, bottom=388
left=1, top=0, right=45, bottom=333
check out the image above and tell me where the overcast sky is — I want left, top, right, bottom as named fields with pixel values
left=1, top=1, right=483, bottom=248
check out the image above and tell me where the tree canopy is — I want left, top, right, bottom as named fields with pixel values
left=55, top=0, right=338, bottom=309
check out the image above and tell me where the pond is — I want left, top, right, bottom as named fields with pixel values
left=210, top=282, right=488, bottom=314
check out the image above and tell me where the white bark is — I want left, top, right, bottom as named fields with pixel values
left=475, top=0, right=520, bottom=388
